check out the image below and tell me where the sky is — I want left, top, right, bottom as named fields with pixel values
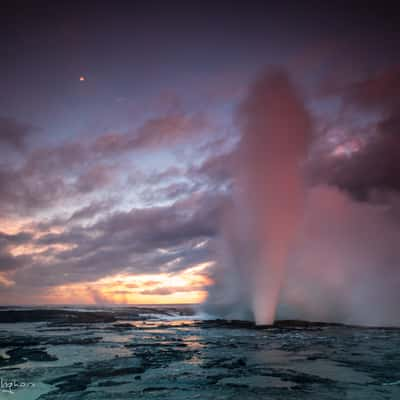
left=1, top=1, right=400, bottom=313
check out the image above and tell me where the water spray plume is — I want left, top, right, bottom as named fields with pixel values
left=204, top=67, right=312, bottom=325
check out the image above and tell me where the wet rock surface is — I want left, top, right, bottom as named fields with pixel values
left=0, top=307, right=399, bottom=399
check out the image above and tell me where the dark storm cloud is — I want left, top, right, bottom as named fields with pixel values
left=143, top=166, right=185, bottom=185
left=138, top=181, right=201, bottom=204
left=311, top=133, right=400, bottom=201
left=344, top=66, right=400, bottom=112
left=160, top=182, right=196, bottom=201
left=0, top=108, right=211, bottom=216
left=75, top=164, right=114, bottom=193
left=10, top=192, right=225, bottom=288
left=0, top=166, right=68, bottom=215
left=32, top=200, right=114, bottom=233
left=83, top=192, right=223, bottom=254
left=160, top=244, right=213, bottom=274
left=0, top=231, right=33, bottom=245
left=0, top=159, right=114, bottom=217
left=67, top=200, right=113, bottom=222
left=0, top=117, right=34, bottom=151
left=312, top=66, right=400, bottom=200
left=23, top=142, right=87, bottom=175
left=192, top=150, right=236, bottom=186
left=0, top=253, right=27, bottom=272
left=0, top=138, right=90, bottom=215
left=0, top=231, right=32, bottom=272
left=36, top=228, right=88, bottom=247
left=93, top=113, right=208, bottom=155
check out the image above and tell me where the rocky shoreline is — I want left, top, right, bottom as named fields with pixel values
left=0, top=308, right=399, bottom=399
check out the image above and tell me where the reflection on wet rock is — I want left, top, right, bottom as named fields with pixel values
left=0, top=307, right=399, bottom=399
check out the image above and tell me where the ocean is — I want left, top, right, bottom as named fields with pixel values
left=0, top=306, right=399, bottom=399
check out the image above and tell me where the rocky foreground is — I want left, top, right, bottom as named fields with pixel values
left=0, top=307, right=399, bottom=399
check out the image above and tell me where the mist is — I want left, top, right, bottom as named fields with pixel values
left=204, top=67, right=400, bottom=327
left=205, top=67, right=312, bottom=325
left=280, top=185, right=400, bottom=326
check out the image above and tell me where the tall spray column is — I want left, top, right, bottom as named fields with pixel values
left=236, top=67, right=312, bottom=325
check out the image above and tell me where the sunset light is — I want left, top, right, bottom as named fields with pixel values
left=1, top=2, right=399, bottom=398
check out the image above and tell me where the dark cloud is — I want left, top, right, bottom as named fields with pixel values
left=0, top=110, right=212, bottom=216
left=311, top=133, right=400, bottom=201
left=75, top=164, right=114, bottom=193
left=192, top=150, right=236, bottom=186
left=32, top=200, right=114, bottom=234
left=93, top=113, right=208, bottom=156
left=0, top=117, right=34, bottom=151
left=312, top=66, right=400, bottom=200
left=0, top=231, right=32, bottom=272
left=67, top=200, right=113, bottom=222
left=0, top=140, right=88, bottom=216
left=7, top=191, right=224, bottom=289
left=139, top=181, right=199, bottom=204
left=0, top=166, right=68, bottom=216
left=0, top=120, right=74, bottom=216
left=0, top=231, right=33, bottom=245
left=23, top=142, right=87, bottom=175
left=144, top=166, right=185, bottom=185
left=344, top=66, right=400, bottom=112
left=0, top=253, right=25, bottom=272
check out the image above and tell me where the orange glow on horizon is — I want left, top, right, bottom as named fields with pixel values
left=0, top=219, right=215, bottom=305
left=42, top=261, right=214, bottom=305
